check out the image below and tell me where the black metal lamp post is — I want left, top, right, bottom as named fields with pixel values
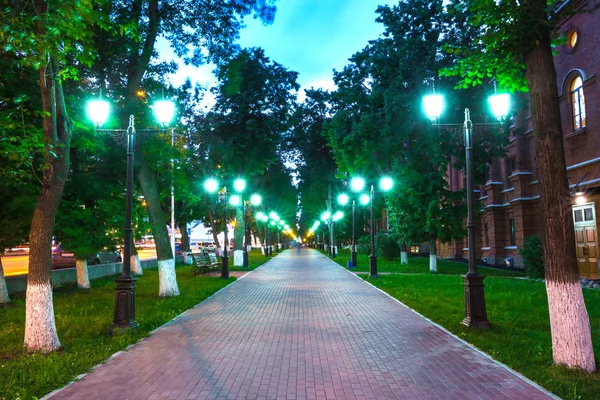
left=423, top=91, right=509, bottom=328
left=88, top=95, right=175, bottom=331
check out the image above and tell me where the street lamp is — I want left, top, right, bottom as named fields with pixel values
left=231, top=178, right=247, bottom=269
left=204, top=178, right=230, bottom=279
left=423, top=91, right=509, bottom=328
left=87, top=95, right=174, bottom=331
left=364, top=177, right=394, bottom=278
left=338, top=185, right=369, bottom=268
left=245, top=194, right=262, bottom=268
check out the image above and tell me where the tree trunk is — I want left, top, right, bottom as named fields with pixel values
left=76, top=259, right=90, bottom=289
left=429, top=240, right=437, bottom=273
left=179, top=216, right=191, bottom=264
left=24, top=54, right=71, bottom=353
left=136, top=154, right=179, bottom=297
left=524, top=5, right=595, bottom=372
left=233, top=206, right=244, bottom=266
left=400, top=244, right=408, bottom=265
left=0, top=258, right=10, bottom=304
left=130, top=241, right=143, bottom=275
left=207, top=208, right=222, bottom=256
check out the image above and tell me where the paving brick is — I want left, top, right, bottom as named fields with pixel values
left=48, top=249, right=556, bottom=400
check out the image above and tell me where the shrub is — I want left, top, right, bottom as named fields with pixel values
left=519, top=235, right=544, bottom=279
left=376, top=232, right=401, bottom=260
left=357, top=235, right=371, bottom=254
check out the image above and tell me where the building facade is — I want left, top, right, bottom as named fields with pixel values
left=440, top=0, right=599, bottom=278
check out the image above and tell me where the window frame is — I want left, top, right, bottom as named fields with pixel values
left=570, top=76, right=586, bottom=131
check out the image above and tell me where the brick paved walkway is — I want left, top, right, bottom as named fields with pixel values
left=48, top=249, right=557, bottom=400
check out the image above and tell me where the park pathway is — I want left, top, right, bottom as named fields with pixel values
left=48, top=249, right=557, bottom=400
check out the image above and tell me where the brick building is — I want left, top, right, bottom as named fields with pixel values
left=440, top=0, right=599, bottom=278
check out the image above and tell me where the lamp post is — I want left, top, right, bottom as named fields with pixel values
left=338, top=180, right=370, bottom=268
left=204, top=178, right=230, bottom=279
left=423, top=91, right=509, bottom=328
left=245, top=194, right=262, bottom=268
left=87, top=96, right=174, bottom=331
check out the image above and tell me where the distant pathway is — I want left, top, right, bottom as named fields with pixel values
left=48, top=249, right=557, bottom=400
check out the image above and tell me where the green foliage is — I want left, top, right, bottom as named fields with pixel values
left=366, top=274, right=600, bottom=399
left=519, top=235, right=545, bottom=279
left=357, top=235, right=371, bottom=254
left=376, top=232, right=400, bottom=260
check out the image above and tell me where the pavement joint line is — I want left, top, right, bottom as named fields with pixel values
left=332, top=257, right=562, bottom=400
left=43, top=258, right=269, bottom=400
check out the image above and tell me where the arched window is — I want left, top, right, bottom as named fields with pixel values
left=571, top=76, right=586, bottom=130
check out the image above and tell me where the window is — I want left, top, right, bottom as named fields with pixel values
left=506, top=157, right=516, bottom=188
left=509, top=219, right=516, bottom=246
left=568, top=30, right=578, bottom=50
left=571, top=76, right=586, bottom=130
left=410, top=245, right=420, bottom=254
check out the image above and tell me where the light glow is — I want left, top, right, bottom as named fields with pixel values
left=338, top=193, right=349, bottom=205
left=359, top=194, right=370, bottom=205
left=250, top=194, right=262, bottom=206
left=488, top=93, right=510, bottom=120
left=351, top=177, right=365, bottom=192
left=87, top=99, right=110, bottom=127
left=229, top=194, right=241, bottom=206
left=423, top=94, right=444, bottom=121
left=153, top=100, right=176, bottom=127
left=204, top=178, right=219, bottom=193
left=380, top=177, right=394, bottom=192
left=233, top=178, right=247, bottom=192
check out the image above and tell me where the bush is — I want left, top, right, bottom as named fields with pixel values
left=519, top=235, right=544, bottom=279
left=376, top=232, right=401, bottom=260
left=357, top=235, right=371, bottom=254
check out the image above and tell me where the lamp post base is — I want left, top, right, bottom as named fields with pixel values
left=111, top=276, right=138, bottom=332
left=369, top=255, right=378, bottom=279
left=243, top=251, right=249, bottom=269
left=351, top=250, right=357, bottom=268
left=221, top=256, right=230, bottom=279
left=461, top=273, right=491, bottom=328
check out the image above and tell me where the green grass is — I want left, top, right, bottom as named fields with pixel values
left=326, top=248, right=525, bottom=277
left=362, top=273, right=600, bottom=400
left=228, top=248, right=279, bottom=271
left=0, top=264, right=234, bottom=400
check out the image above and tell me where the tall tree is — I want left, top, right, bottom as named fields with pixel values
left=87, top=0, right=277, bottom=296
left=444, top=0, right=595, bottom=371
left=1, top=0, right=108, bottom=352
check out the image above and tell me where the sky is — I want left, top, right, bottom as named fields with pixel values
left=159, top=0, right=390, bottom=104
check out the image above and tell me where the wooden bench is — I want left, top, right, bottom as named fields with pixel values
left=192, top=252, right=221, bottom=275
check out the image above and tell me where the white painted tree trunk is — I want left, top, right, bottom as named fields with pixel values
left=75, top=259, right=90, bottom=289
left=546, top=280, right=596, bottom=372
left=234, top=250, right=244, bottom=266
left=24, top=282, right=61, bottom=352
left=182, top=251, right=190, bottom=265
left=131, top=254, right=143, bottom=275
left=157, top=258, right=179, bottom=297
left=0, top=258, right=10, bottom=304
left=429, top=255, right=437, bottom=273
left=429, top=241, right=437, bottom=273
left=400, top=251, right=408, bottom=265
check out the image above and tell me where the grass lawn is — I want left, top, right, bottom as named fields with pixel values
left=362, top=273, right=600, bottom=400
left=0, top=264, right=234, bottom=400
left=228, top=248, right=278, bottom=271
left=326, top=248, right=525, bottom=277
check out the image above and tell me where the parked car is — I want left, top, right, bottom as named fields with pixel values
left=52, top=245, right=122, bottom=269
left=175, top=244, right=192, bottom=256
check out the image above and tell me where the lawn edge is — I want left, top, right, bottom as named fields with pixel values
left=41, top=267, right=259, bottom=400
left=333, top=262, right=562, bottom=400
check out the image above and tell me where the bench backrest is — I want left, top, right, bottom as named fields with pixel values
left=208, top=253, right=218, bottom=264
